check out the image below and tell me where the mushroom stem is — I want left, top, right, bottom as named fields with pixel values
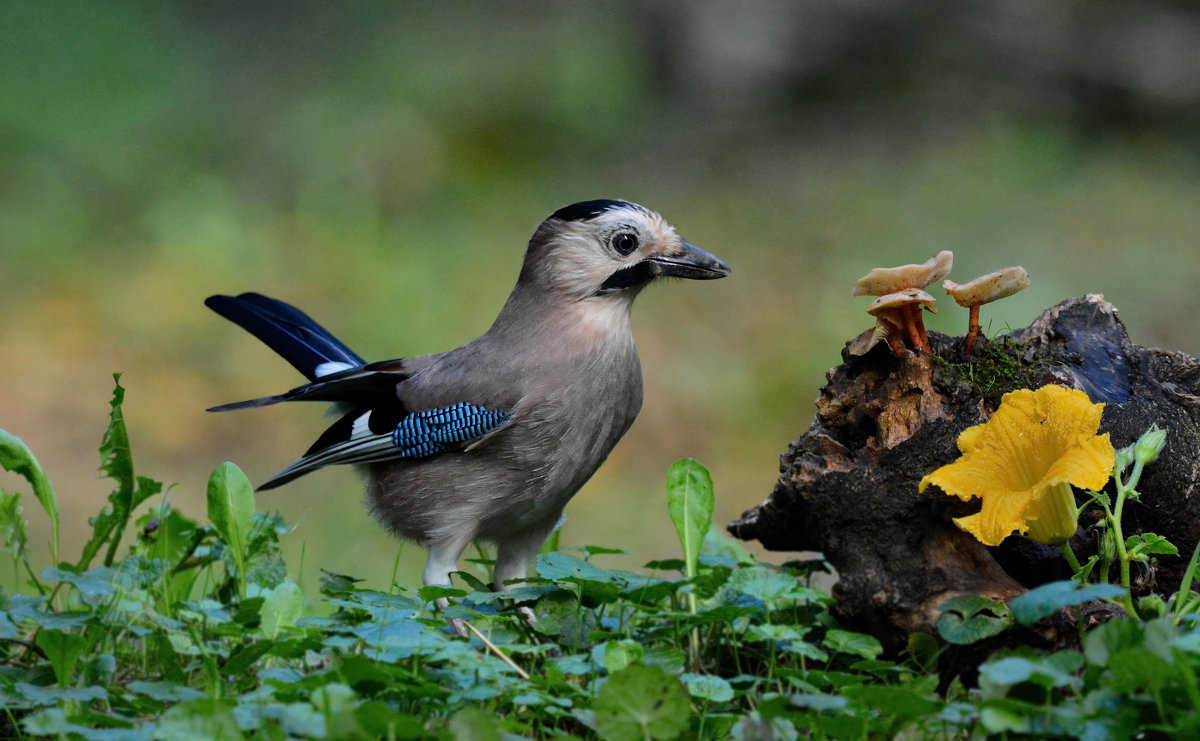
left=915, top=313, right=930, bottom=352
left=900, top=303, right=923, bottom=351
left=886, top=334, right=906, bottom=357
left=965, top=305, right=981, bottom=354
left=899, top=303, right=932, bottom=353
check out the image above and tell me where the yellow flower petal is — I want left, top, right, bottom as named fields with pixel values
left=919, top=385, right=1115, bottom=546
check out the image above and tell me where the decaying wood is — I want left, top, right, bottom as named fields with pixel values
left=730, top=295, right=1200, bottom=651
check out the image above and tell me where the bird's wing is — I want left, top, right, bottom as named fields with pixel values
left=258, top=399, right=514, bottom=490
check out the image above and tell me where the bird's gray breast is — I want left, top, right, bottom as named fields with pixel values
left=496, top=335, right=643, bottom=522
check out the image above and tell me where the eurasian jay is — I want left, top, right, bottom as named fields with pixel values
left=206, top=199, right=730, bottom=596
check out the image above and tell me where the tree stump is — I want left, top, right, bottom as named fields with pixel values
left=729, top=295, right=1200, bottom=651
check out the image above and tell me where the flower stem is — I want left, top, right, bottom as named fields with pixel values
left=1060, top=542, right=1083, bottom=577
left=1107, top=474, right=1139, bottom=616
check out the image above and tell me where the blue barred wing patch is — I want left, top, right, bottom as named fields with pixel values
left=393, top=402, right=512, bottom=459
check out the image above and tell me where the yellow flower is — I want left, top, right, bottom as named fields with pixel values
left=919, top=385, right=1115, bottom=546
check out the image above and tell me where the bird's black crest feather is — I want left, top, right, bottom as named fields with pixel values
left=551, top=199, right=637, bottom=223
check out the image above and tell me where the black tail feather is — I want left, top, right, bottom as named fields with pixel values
left=206, top=293, right=365, bottom=381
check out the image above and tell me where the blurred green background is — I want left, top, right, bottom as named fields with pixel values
left=3, top=1, right=1199, bottom=593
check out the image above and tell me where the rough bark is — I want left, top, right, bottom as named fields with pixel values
left=730, top=295, right=1200, bottom=651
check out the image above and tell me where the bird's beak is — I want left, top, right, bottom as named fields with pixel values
left=645, top=243, right=732, bottom=281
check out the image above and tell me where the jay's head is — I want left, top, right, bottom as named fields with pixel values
left=520, top=199, right=730, bottom=302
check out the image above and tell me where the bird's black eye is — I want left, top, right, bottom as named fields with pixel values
left=612, top=233, right=639, bottom=256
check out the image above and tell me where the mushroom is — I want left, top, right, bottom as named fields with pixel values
left=943, top=266, right=1030, bottom=353
left=852, top=251, right=951, bottom=354
left=851, top=250, right=953, bottom=298
left=867, top=288, right=937, bottom=354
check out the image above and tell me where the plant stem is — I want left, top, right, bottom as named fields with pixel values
left=1059, top=543, right=1082, bottom=576
left=1107, top=473, right=1139, bottom=615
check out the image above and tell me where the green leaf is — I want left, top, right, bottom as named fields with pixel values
left=138, top=505, right=200, bottom=570
left=592, top=663, right=690, bottom=741
left=906, top=632, right=941, bottom=673
left=725, top=567, right=797, bottom=606
left=937, top=594, right=1012, bottom=645
left=0, top=428, right=60, bottom=564
left=77, top=375, right=165, bottom=570
left=417, top=584, right=467, bottom=603
left=1174, top=539, right=1200, bottom=618
left=206, top=462, right=256, bottom=594
left=1083, top=617, right=1143, bottom=667
left=978, top=655, right=1080, bottom=695
left=666, top=458, right=714, bottom=581
left=449, top=706, right=502, bottom=741
left=681, top=673, right=735, bottom=703
left=220, top=640, right=275, bottom=676
left=823, top=630, right=883, bottom=661
left=1125, top=532, right=1178, bottom=559
left=0, top=490, right=28, bottom=556
left=154, top=698, right=244, bottom=741
left=1106, top=647, right=1173, bottom=693
left=841, top=685, right=941, bottom=722
left=260, top=580, right=304, bottom=639
left=603, top=639, right=644, bottom=674
left=536, top=552, right=615, bottom=584
left=127, top=680, right=208, bottom=702
left=1009, top=580, right=1125, bottom=625
left=35, top=628, right=88, bottom=687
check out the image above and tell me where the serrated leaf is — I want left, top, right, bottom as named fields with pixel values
left=592, top=663, right=690, bottom=741
left=77, top=375, right=165, bottom=570
left=417, top=584, right=467, bottom=603
left=1125, top=532, right=1178, bottom=558
left=1009, top=581, right=1125, bottom=625
left=666, top=458, right=714, bottom=582
left=260, top=580, right=303, bottom=639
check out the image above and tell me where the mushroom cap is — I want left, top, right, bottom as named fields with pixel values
left=851, top=250, right=953, bottom=297
left=943, top=266, right=1030, bottom=307
left=867, top=288, right=938, bottom=317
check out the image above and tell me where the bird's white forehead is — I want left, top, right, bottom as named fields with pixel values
left=565, top=206, right=677, bottom=243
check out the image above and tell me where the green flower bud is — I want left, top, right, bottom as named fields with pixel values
left=1101, top=528, right=1118, bottom=564
left=1133, top=426, right=1167, bottom=467
left=1137, top=594, right=1167, bottom=619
